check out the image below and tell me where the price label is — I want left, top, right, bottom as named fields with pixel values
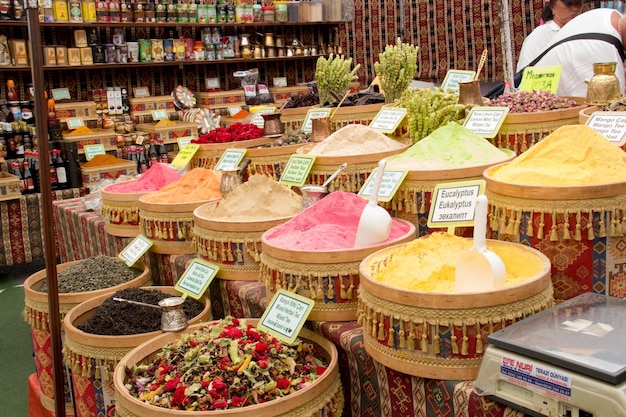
left=358, top=168, right=408, bottom=202
left=585, top=111, right=626, bottom=146
left=519, top=65, right=562, bottom=94
left=177, top=136, right=194, bottom=149
left=228, top=106, right=243, bottom=117
left=463, top=106, right=509, bottom=138
left=427, top=180, right=485, bottom=230
left=170, top=144, right=199, bottom=169
left=133, top=86, right=150, bottom=97
left=66, top=117, right=84, bottom=130
left=215, top=149, right=246, bottom=171
left=175, top=258, right=218, bottom=300
left=369, top=107, right=407, bottom=133
left=250, top=106, right=277, bottom=128
left=441, top=70, right=476, bottom=94
left=301, top=108, right=332, bottom=133
left=51, top=87, right=71, bottom=101
left=118, top=234, right=153, bottom=267
left=151, top=109, right=169, bottom=121
left=279, top=154, right=316, bottom=187
left=257, top=289, right=314, bottom=345
left=83, top=144, right=106, bottom=161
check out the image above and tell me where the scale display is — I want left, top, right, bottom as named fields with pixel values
left=474, top=293, right=626, bottom=417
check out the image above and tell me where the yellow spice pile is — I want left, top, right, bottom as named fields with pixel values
left=367, top=232, right=544, bottom=292
left=197, top=174, right=301, bottom=221
left=142, top=168, right=222, bottom=203
left=490, top=125, right=626, bottom=186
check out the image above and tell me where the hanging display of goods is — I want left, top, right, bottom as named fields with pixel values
left=113, top=319, right=344, bottom=417
left=260, top=192, right=416, bottom=322
left=488, top=96, right=586, bottom=154
left=357, top=233, right=553, bottom=380
left=193, top=197, right=299, bottom=281
left=171, top=85, right=196, bottom=110
left=23, top=258, right=151, bottom=415
left=181, top=108, right=218, bottom=134
left=63, top=286, right=212, bottom=417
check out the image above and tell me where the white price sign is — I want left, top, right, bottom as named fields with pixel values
left=369, top=107, right=407, bottom=133
left=175, top=258, right=218, bottom=299
left=118, top=234, right=153, bottom=266
left=214, top=149, right=246, bottom=171
left=358, top=168, right=408, bottom=202
left=257, top=289, right=314, bottom=345
left=302, top=108, right=332, bottom=133
left=463, top=106, right=509, bottom=138
left=441, top=70, right=476, bottom=93
left=427, top=180, right=486, bottom=230
left=585, top=111, right=626, bottom=146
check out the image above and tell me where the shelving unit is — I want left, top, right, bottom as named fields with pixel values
left=0, top=19, right=344, bottom=100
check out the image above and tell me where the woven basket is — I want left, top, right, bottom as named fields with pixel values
left=138, top=197, right=220, bottom=254
left=193, top=200, right=297, bottom=281
left=490, top=98, right=587, bottom=154
left=260, top=219, right=416, bottom=322
left=113, top=321, right=344, bottom=417
left=358, top=240, right=553, bottom=380
left=280, top=103, right=385, bottom=133
left=63, top=286, right=212, bottom=417
left=484, top=163, right=626, bottom=302
left=384, top=149, right=516, bottom=237
left=23, top=259, right=151, bottom=415
left=101, top=181, right=150, bottom=237
left=245, top=143, right=302, bottom=180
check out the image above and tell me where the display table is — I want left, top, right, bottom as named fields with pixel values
left=49, top=197, right=526, bottom=417
left=0, top=188, right=85, bottom=267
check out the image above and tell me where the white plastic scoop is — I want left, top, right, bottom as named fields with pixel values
left=354, top=159, right=392, bottom=247
left=455, top=194, right=506, bottom=293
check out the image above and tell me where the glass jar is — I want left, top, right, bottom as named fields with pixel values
left=287, top=1, right=299, bottom=22
left=261, top=5, right=274, bottom=22
left=274, top=1, right=287, bottom=23
left=252, top=2, right=262, bottom=22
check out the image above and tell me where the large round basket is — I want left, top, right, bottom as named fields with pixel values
left=484, top=163, right=626, bottom=302
left=101, top=182, right=150, bottom=237
left=63, top=286, right=212, bottom=417
left=23, top=259, right=151, bottom=415
left=358, top=240, right=553, bottom=380
left=296, top=141, right=411, bottom=193
left=259, top=219, right=416, bottom=322
left=245, top=143, right=301, bottom=181
left=578, top=106, right=626, bottom=151
left=280, top=103, right=384, bottom=134
left=138, top=197, right=220, bottom=254
left=193, top=200, right=296, bottom=281
left=383, top=149, right=515, bottom=237
left=490, top=98, right=586, bottom=154
left=190, top=137, right=275, bottom=170
left=113, top=321, right=344, bottom=417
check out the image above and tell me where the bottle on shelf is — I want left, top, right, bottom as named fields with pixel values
left=53, top=149, right=69, bottom=189
left=68, top=148, right=83, bottom=188
left=22, top=160, right=36, bottom=194
left=29, top=149, right=40, bottom=193
left=157, top=138, right=168, bottom=163
left=147, top=138, right=159, bottom=165
left=47, top=99, right=63, bottom=141
left=11, top=162, right=25, bottom=192
left=6, top=80, right=20, bottom=103
left=4, top=122, right=16, bottom=160
left=48, top=150, right=58, bottom=190
left=137, top=147, right=148, bottom=172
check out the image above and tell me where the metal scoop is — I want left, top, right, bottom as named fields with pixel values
left=113, top=296, right=188, bottom=332
left=455, top=194, right=506, bottom=293
left=354, top=159, right=392, bottom=247
left=322, top=162, right=348, bottom=188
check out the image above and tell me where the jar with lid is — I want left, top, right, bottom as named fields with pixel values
left=287, top=1, right=299, bottom=21
left=274, top=1, right=287, bottom=22
left=310, top=0, right=322, bottom=22
left=252, top=1, right=262, bottom=22
left=193, top=41, right=204, bottom=61
left=261, top=5, right=274, bottom=22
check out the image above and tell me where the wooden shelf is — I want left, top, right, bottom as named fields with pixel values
left=39, top=21, right=345, bottom=28
left=0, top=65, right=30, bottom=71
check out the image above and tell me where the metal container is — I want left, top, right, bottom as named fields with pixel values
left=585, top=62, right=621, bottom=106
left=158, top=296, right=188, bottom=332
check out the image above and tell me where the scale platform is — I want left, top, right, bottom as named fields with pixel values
left=474, top=292, right=626, bottom=417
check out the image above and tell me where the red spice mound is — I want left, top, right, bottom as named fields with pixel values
left=105, top=163, right=182, bottom=193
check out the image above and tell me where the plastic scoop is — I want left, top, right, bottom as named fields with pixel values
left=354, top=159, right=392, bottom=247
left=455, top=194, right=506, bottom=293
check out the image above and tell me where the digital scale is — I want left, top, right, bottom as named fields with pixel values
left=474, top=292, right=626, bottom=417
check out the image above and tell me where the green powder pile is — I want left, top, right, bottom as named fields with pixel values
left=386, top=122, right=512, bottom=170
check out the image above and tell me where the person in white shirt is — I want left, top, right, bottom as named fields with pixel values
left=516, top=0, right=584, bottom=71
left=532, top=8, right=625, bottom=98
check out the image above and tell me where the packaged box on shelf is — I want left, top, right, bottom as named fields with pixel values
left=0, top=171, right=21, bottom=201
left=196, top=90, right=246, bottom=112
left=269, top=86, right=310, bottom=105
left=61, top=129, right=118, bottom=153
left=55, top=101, right=99, bottom=122
left=134, top=121, right=198, bottom=144
left=129, top=95, right=176, bottom=115
left=81, top=161, right=138, bottom=190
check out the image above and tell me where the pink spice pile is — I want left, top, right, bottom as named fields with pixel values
left=104, top=164, right=182, bottom=193
left=264, top=191, right=411, bottom=250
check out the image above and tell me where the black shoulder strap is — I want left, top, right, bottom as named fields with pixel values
left=528, top=32, right=625, bottom=67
